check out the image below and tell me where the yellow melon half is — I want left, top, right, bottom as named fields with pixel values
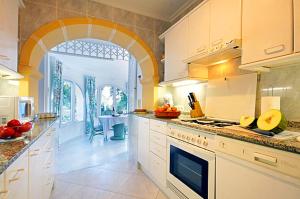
left=257, top=109, right=287, bottom=133
left=240, top=116, right=257, bottom=128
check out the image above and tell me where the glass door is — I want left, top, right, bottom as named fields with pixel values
left=169, top=145, right=209, bottom=199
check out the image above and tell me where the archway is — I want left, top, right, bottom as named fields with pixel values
left=19, top=17, right=159, bottom=111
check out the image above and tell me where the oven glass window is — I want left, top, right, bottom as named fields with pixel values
left=170, top=145, right=208, bottom=199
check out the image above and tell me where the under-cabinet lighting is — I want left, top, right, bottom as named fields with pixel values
left=211, top=59, right=229, bottom=66
left=172, top=80, right=200, bottom=87
left=261, top=86, right=292, bottom=92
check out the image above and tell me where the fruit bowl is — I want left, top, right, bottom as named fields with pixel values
left=154, top=111, right=181, bottom=118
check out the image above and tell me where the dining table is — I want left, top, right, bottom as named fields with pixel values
left=98, top=114, right=128, bottom=141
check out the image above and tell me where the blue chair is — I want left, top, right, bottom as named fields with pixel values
left=89, top=115, right=104, bottom=142
left=110, top=123, right=125, bottom=140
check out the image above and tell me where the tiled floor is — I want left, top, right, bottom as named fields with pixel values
left=51, top=133, right=168, bottom=199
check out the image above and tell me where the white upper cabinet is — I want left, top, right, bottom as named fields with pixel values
left=188, top=1, right=210, bottom=59
left=210, top=0, right=241, bottom=52
left=295, top=0, right=300, bottom=53
left=0, top=0, right=19, bottom=72
left=164, top=18, right=189, bottom=81
left=241, top=0, right=293, bottom=64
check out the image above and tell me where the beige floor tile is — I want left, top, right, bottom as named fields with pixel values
left=155, top=191, right=168, bottom=199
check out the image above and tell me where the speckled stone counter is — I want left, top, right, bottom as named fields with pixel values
left=134, top=113, right=300, bottom=155
left=0, top=118, right=58, bottom=175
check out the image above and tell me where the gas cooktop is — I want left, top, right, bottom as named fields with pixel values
left=180, top=118, right=239, bottom=128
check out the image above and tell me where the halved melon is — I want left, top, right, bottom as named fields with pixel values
left=240, top=116, right=257, bottom=128
left=257, top=109, right=287, bottom=133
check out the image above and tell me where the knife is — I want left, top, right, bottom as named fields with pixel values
left=188, top=95, right=195, bottom=109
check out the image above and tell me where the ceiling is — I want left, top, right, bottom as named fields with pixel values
left=92, top=0, right=199, bottom=21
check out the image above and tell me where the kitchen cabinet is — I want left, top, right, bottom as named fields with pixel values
left=164, top=18, right=189, bottom=81
left=210, top=0, right=241, bottom=52
left=216, top=136, right=300, bottom=199
left=29, top=127, right=55, bottom=199
left=188, top=1, right=210, bottom=59
left=149, top=119, right=167, bottom=188
left=295, top=0, right=300, bottom=53
left=216, top=153, right=300, bottom=199
left=0, top=174, right=5, bottom=199
left=241, top=0, right=293, bottom=64
left=5, top=151, right=28, bottom=199
left=0, top=0, right=19, bottom=72
left=137, top=117, right=150, bottom=172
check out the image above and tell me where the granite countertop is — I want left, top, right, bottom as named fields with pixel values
left=0, top=118, right=58, bottom=175
left=134, top=113, right=300, bottom=155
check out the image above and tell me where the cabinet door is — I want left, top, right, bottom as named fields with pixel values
left=216, top=154, right=300, bottom=199
left=242, top=0, right=293, bottom=64
left=165, top=18, right=188, bottom=81
left=295, top=0, right=300, bottom=52
left=0, top=174, right=6, bottom=199
left=210, top=0, right=241, bottom=51
left=188, top=1, right=210, bottom=59
left=137, top=118, right=150, bottom=171
left=5, top=152, right=28, bottom=199
left=0, top=0, right=18, bottom=71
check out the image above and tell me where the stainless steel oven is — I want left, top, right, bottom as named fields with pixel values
left=167, top=126, right=216, bottom=199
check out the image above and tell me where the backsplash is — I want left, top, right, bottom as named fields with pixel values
left=0, top=79, right=19, bottom=96
left=258, top=65, right=300, bottom=122
left=158, top=58, right=300, bottom=122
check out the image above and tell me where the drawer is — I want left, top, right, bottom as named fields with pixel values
left=150, top=130, right=166, bottom=147
left=150, top=152, right=166, bottom=187
left=150, top=141, right=166, bottom=160
left=150, top=120, right=167, bottom=134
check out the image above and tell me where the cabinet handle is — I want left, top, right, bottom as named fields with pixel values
left=253, top=152, right=277, bottom=166
left=264, top=44, right=285, bottom=55
left=0, top=190, right=8, bottom=195
left=196, top=46, right=207, bottom=53
left=0, top=55, right=10, bottom=60
left=9, top=168, right=24, bottom=183
left=211, top=39, right=223, bottom=46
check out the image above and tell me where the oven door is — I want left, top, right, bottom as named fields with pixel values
left=167, top=137, right=215, bottom=199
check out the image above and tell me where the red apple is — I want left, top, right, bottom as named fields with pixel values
left=7, top=119, right=21, bottom=127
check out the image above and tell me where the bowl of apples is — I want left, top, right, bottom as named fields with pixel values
left=0, top=119, right=33, bottom=143
left=154, top=104, right=181, bottom=118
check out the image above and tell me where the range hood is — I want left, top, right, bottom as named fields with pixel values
left=184, top=39, right=242, bottom=66
left=159, top=64, right=208, bottom=87
left=0, top=63, right=24, bottom=79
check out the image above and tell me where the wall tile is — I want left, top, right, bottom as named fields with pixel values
left=57, top=9, right=85, bottom=19
left=23, top=0, right=57, bottom=6
left=19, top=2, right=57, bottom=41
left=135, top=14, right=154, bottom=31
left=57, top=0, right=87, bottom=14
left=87, top=1, right=113, bottom=21
left=112, top=7, right=135, bottom=26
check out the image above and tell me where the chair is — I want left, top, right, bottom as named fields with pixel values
left=110, top=123, right=125, bottom=140
left=89, top=115, right=104, bottom=142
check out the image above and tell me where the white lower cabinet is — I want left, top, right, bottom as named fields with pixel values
left=216, top=153, right=300, bottom=199
left=137, top=117, right=150, bottom=172
left=0, top=174, right=5, bottom=199
left=216, top=136, right=300, bottom=199
left=5, top=151, right=28, bottom=199
left=150, top=152, right=166, bottom=187
left=0, top=126, right=56, bottom=199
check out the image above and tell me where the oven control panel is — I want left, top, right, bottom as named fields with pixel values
left=168, top=124, right=216, bottom=151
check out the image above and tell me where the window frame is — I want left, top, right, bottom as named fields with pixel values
left=99, top=85, right=128, bottom=115
left=60, top=80, right=85, bottom=125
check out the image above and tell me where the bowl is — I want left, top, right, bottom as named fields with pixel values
left=154, top=111, right=181, bottom=118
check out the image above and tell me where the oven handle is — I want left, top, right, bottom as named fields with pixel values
left=167, top=137, right=215, bottom=159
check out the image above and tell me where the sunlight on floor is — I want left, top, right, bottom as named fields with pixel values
left=51, top=133, right=168, bottom=199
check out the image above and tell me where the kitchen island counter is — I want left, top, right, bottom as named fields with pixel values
left=133, top=113, right=300, bottom=154
left=0, top=118, right=58, bottom=175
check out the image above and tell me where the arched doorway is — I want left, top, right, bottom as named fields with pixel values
left=19, top=17, right=159, bottom=111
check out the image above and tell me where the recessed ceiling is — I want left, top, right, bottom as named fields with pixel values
left=92, top=0, right=199, bottom=22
